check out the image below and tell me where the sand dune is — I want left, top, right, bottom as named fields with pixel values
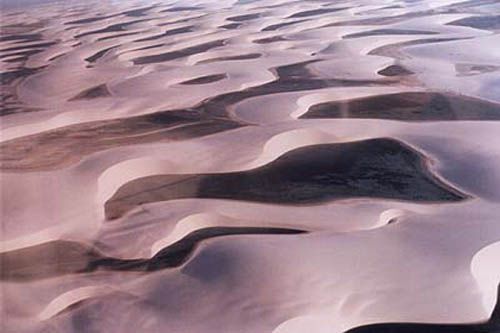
left=1, top=0, right=500, bottom=333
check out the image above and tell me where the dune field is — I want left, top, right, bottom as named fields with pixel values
left=1, top=0, right=500, bottom=332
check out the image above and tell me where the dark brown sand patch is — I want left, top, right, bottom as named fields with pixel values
left=69, top=84, right=111, bottom=101
left=0, top=61, right=386, bottom=171
left=180, top=74, right=227, bottom=85
left=133, top=26, right=194, bottom=43
left=227, top=13, right=261, bottom=22
left=253, top=36, right=287, bottom=44
left=288, top=7, right=348, bottom=18
left=448, top=15, right=500, bottom=30
left=0, top=110, right=241, bottom=171
left=343, top=29, right=438, bottom=39
left=121, top=5, right=158, bottom=18
left=85, top=46, right=118, bottom=63
left=262, top=19, right=307, bottom=31
left=105, top=138, right=467, bottom=219
left=97, top=32, right=140, bottom=42
left=65, top=14, right=120, bottom=25
left=377, top=65, right=414, bottom=77
left=132, top=39, right=225, bottom=65
left=219, top=23, right=242, bottom=30
left=196, top=53, right=261, bottom=64
left=300, top=92, right=500, bottom=121
left=0, top=227, right=305, bottom=281
left=161, top=6, right=202, bottom=13
left=0, top=33, right=42, bottom=42
left=75, top=19, right=150, bottom=39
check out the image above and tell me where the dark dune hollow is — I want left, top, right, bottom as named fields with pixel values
left=0, top=227, right=306, bottom=281
left=448, top=15, right=500, bottom=30
left=69, top=84, right=111, bottom=101
left=161, top=6, right=202, bottom=13
left=0, top=61, right=383, bottom=172
left=0, top=33, right=41, bottom=42
left=262, top=19, right=307, bottom=31
left=0, top=67, right=41, bottom=84
left=344, top=285, right=500, bottom=333
left=97, top=32, right=139, bottom=42
left=85, top=46, right=118, bottom=63
left=197, top=53, right=261, bottom=64
left=133, top=26, right=194, bottom=42
left=105, top=138, right=466, bottom=220
left=75, top=19, right=149, bottom=39
left=300, top=92, right=500, bottom=121
left=132, top=40, right=226, bottom=65
left=288, top=7, right=348, bottom=18
left=377, top=65, right=414, bottom=77
left=227, top=13, right=261, bottom=22
left=0, top=109, right=242, bottom=171
left=180, top=74, right=227, bottom=85
left=219, top=23, right=242, bottom=30
left=121, top=5, right=157, bottom=17
left=343, top=28, right=438, bottom=39
left=65, top=14, right=119, bottom=25
left=254, top=36, right=287, bottom=44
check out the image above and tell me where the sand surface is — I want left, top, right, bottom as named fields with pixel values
left=1, top=0, right=500, bottom=332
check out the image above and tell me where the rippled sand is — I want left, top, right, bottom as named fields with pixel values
left=1, top=1, right=500, bottom=332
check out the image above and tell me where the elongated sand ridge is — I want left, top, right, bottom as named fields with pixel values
left=1, top=1, right=500, bottom=333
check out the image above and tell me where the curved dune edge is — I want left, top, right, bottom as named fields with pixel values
left=471, top=241, right=500, bottom=314
left=96, top=128, right=334, bottom=208
left=38, top=286, right=115, bottom=321
left=291, top=87, right=421, bottom=119
left=97, top=157, right=178, bottom=206
left=149, top=207, right=405, bottom=257
left=272, top=315, right=345, bottom=333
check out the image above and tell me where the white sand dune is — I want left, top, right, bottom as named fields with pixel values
left=1, top=0, right=500, bottom=333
